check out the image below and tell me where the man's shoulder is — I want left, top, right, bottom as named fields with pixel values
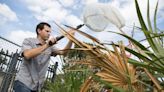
left=24, top=37, right=36, bottom=40
left=23, top=37, right=37, bottom=42
left=22, top=37, right=38, bottom=45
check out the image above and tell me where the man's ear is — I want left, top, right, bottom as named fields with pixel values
left=37, top=29, right=41, bottom=34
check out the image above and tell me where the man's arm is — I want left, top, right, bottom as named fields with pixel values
left=23, top=44, right=49, bottom=60
left=54, top=30, right=75, bottom=55
left=56, top=40, right=73, bottom=55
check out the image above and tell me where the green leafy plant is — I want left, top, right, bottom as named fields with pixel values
left=43, top=0, right=164, bottom=92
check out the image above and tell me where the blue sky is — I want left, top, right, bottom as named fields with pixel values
left=0, top=0, right=163, bottom=46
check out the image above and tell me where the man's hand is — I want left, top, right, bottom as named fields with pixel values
left=68, top=30, right=75, bottom=35
left=47, top=36, right=57, bottom=46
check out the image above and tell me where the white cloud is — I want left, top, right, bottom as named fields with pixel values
left=90, top=0, right=164, bottom=44
left=0, top=38, right=21, bottom=53
left=22, top=0, right=69, bottom=23
left=28, top=6, right=42, bottom=13
left=7, top=30, right=36, bottom=45
left=87, top=0, right=162, bottom=44
left=23, top=0, right=58, bottom=9
left=65, top=15, right=83, bottom=27
left=7, top=0, right=163, bottom=46
left=0, top=3, right=18, bottom=25
left=158, top=0, right=164, bottom=16
left=57, top=0, right=75, bottom=7
left=22, top=0, right=163, bottom=26
left=109, top=0, right=163, bottom=28
left=83, top=0, right=98, bottom=4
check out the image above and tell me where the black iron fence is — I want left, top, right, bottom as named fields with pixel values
left=0, top=36, right=58, bottom=92
left=0, top=49, right=21, bottom=92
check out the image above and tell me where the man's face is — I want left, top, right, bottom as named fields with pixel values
left=38, top=25, right=51, bottom=41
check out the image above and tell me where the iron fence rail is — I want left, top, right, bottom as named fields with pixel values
left=0, top=36, right=58, bottom=92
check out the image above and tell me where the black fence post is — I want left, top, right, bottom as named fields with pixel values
left=0, top=53, right=19, bottom=92
left=51, top=62, right=58, bottom=83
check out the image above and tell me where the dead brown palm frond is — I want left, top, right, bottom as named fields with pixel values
left=94, top=45, right=136, bottom=90
left=54, top=21, right=104, bottom=51
left=80, top=76, right=102, bottom=92
left=80, top=76, right=93, bottom=92
left=72, top=45, right=141, bottom=91
left=54, top=23, right=142, bottom=91
left=90, top=80, right=103, bottom=92
left=64, top=24, right=101, bottom=44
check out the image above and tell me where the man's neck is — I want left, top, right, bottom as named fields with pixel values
left=37, top=36, right=46, bottom=45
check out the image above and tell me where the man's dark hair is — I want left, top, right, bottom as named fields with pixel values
left=36, top=22, right=51, bottom=35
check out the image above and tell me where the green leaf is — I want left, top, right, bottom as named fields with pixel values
left=93, top=76, right=126, bottom=92
left=147, top=0, right=153, bottom=32
left=108, top=31, right=164, bottom=69
left=154, top=0, right=159, bottom=33
left=128, top=58, right=164, bottom=73
left=135, top=0, right=158, bottom=52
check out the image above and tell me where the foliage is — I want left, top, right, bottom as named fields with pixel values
left=109, top=0, right=164, bottom=91
left=43, top=45, right=90, bottom=92
left=44, top=0, right=164, bottom=92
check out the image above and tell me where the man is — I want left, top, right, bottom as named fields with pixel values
left=13, top=22, right=75, bottom=92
